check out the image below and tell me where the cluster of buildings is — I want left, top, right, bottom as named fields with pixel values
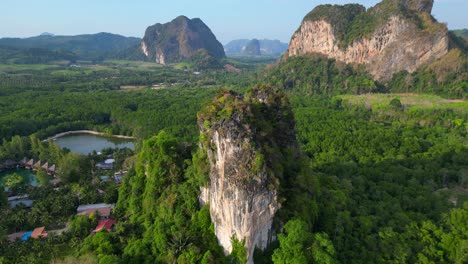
left=7, top=226, right=48, bottom=242
left=77, top=203, right=116, bottom=233
left=0, top=158, right=57, bottom=175
left=7, top=203, right=117, bottom=242
left=99, top=170, right=128, bottom=184
left=22, top=158, right=57, bottom=176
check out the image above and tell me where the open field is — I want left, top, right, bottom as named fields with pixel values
left=340, top=93, right=468, bottom=112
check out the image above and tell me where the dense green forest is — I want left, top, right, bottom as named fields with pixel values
left=0, top=62, right=256, bottom=142
left=0, top=52, right=467, bottom=264
left=265, top=55, right=467, bottom=98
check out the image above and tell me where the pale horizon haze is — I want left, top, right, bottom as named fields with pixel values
left=0, top=0, right=466, bottom=44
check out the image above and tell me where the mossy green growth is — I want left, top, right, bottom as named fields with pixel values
left=197, top=85, right=300, bottom=190
left=304, top=0, right=443, bottom=47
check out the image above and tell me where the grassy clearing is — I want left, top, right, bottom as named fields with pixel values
left=0, top=64, right=61, bottom=71
left=339, top=93, right=468, bottom=112
left=104, top=60, right=164, bottom=70
left=119, top=85, right=148, bottom=90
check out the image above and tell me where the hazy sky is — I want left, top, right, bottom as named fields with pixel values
left=0, top=0, right=466, bottom=44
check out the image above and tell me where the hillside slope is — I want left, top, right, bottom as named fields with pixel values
left=285, top=0, right=449, bottom=81
left=140, top=16, right=225, bottom=65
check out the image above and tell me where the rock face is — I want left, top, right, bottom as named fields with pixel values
left=224, top=39, right=289, bottom=56
left=285, top=0, right=449, bottom=81
left=141, top=16, right=225, bottom=64
left=198, top=87, right=299, bottom=263
left=243, top=39, right=261, bottom=56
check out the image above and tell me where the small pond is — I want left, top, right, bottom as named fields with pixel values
left=0, top=168, right=38, bottom=190
left=54, top=133, right=135, bottom=155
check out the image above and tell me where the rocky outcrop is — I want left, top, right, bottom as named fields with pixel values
left=224, top=39, right=288, bottom=56
left=285, top=0, right=449, bottom=81
left=243, top=39, right=261, bottom=56
left=198, top=86, right=299, bottom=263
left=141, top=16, right=225, bottom=64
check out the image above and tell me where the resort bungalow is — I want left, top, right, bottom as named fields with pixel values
left=20, top=157, right=28, bottom=166
left=92, top=219, right=116, bottom=233
left=47, top=164, right=57, bottom=176
left=41, top=162, right=49, bottom=171
left=25, top=159, right=37, bottom=170
left=33, top=160, right=43, bottom=171
left=31, top=226, right=48, bottom=239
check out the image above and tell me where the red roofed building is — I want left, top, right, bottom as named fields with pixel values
left=93, top=219, right=116, bottom=233
left=31, top=226, right=48, bottom=239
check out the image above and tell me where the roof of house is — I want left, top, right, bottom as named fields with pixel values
left=76, top=203, right=115, bottom=213
left=7, top=195, right=29, bottom=201
left=48, top=164, right=56, bottom=171
left=93, top=219, right=116, bottom=233
left=33, top=160, right=42, bottom=167
left=104, top=159, right=115, bottom=164
left=96, top=162, right=113, bottom=168
left=78, top=207, right=112, bottom=218
left=41, top=162, right=49, bottom=170
left=7, top=232, right=26, bottom=242
left=8, top=199, right=33, bottom=208
left=21, top=231, right=33, bottom=241
left=31, top=226, right=48, bottom=239
left=26, top=159, right=36, bottom=166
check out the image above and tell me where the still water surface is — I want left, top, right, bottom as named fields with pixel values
left=0, top=168, right=38, bottom=189
left=54, top=133, right=134, bottom=155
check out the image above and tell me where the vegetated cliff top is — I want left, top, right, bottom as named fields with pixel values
left=303, top=0, right=441, bottom=47
left=141, top=15, right=225, bottom=65
left=197, top=85, right=299, bottom=189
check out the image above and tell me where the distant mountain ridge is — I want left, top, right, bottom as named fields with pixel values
left=451, top=29, right=468, bottom=44
left=0, top=32, right=140, bottom=61
left=224, top=39, right=288, bottom=56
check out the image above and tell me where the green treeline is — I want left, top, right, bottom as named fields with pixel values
left=265, top=55, right=467, bottom=98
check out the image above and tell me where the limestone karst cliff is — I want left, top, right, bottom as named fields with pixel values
left=197, top=86, right=299, bottom=263
left=285, top=0, right=449, bottom=81
left=141, top=16, right=225, bottom=65
left=243, top=39, right=261, bottom=56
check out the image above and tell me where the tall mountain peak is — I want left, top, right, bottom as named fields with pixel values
left=198, top=86, right=300, bottom=263
left=140, top=16, right=225, bottom=65
left=286, top=0, right=448, bottom=81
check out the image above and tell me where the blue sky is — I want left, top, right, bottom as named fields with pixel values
left=0, top=0, right=466, bottom=44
